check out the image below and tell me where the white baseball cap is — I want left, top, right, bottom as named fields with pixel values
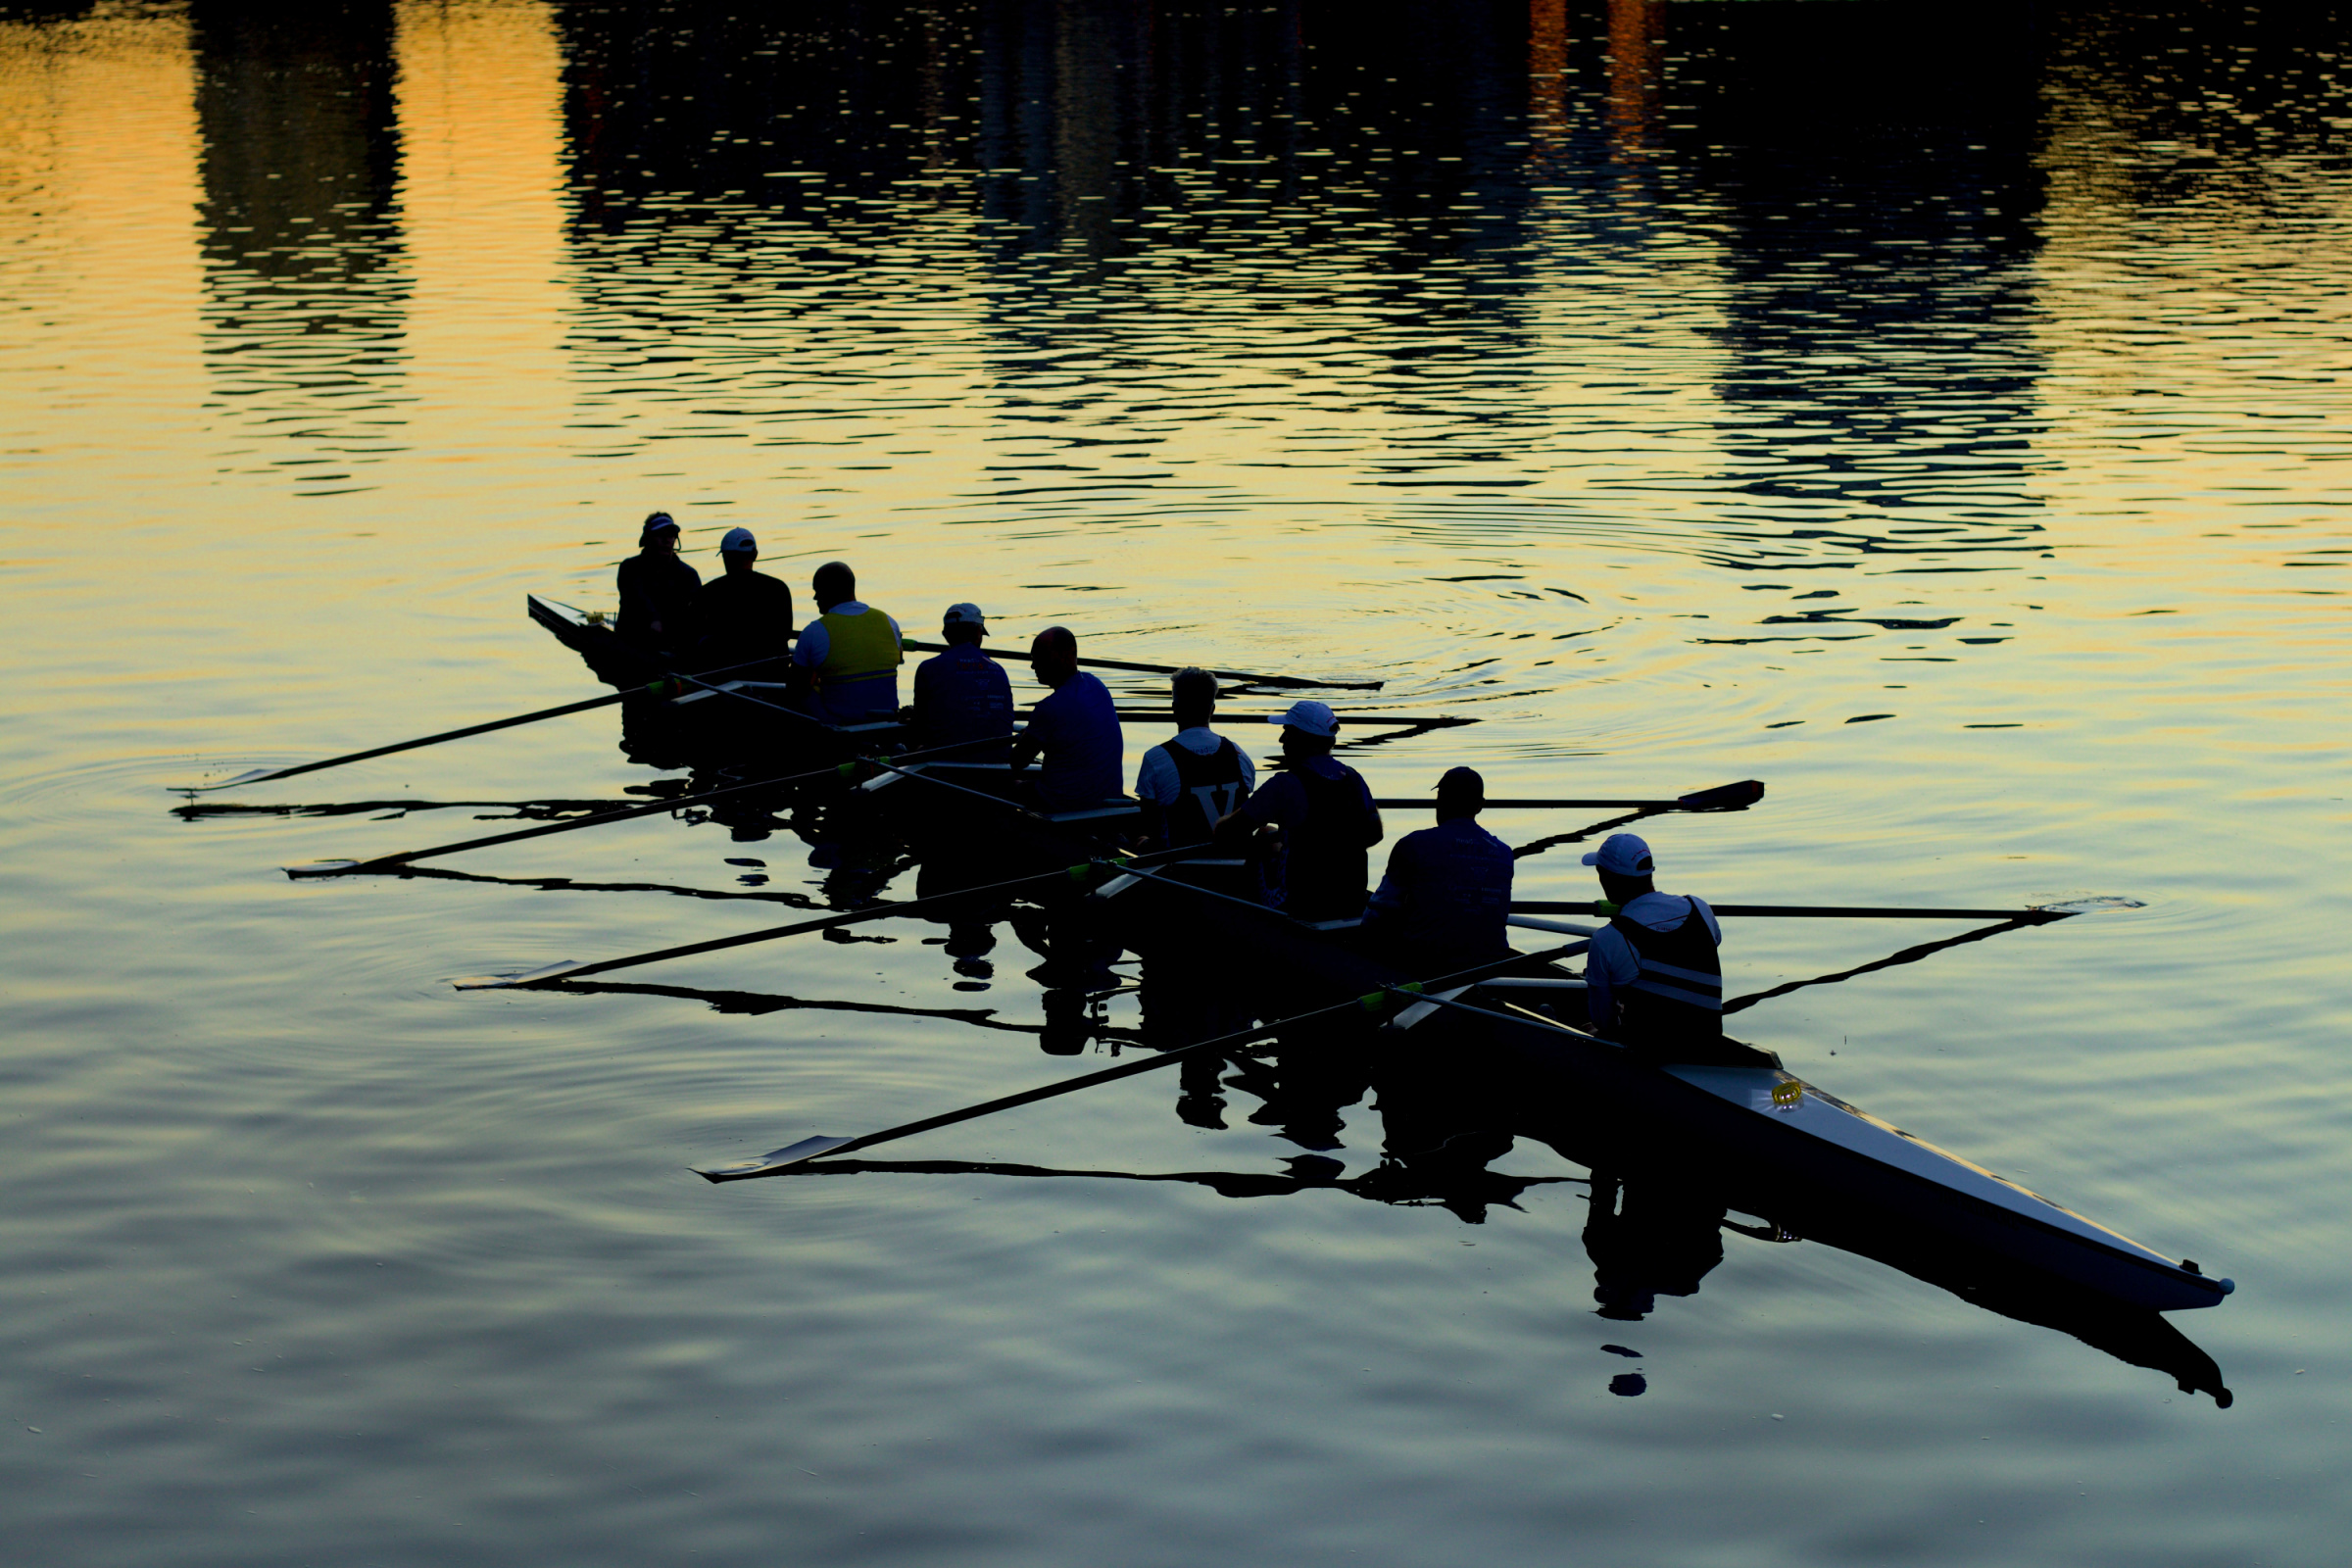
left=1271, top=700, right=1339, bottom=738
left=943, top=603, right=986, bottom=628
left=1582, top=833, right=1655, bottom=877
left=719, top=526, right=757, bottom=554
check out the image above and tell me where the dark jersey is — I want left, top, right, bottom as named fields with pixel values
left=615, top=551, right=702, bottom=653
left=692, top=568, right=795, bottom=669
left=1364, top=816, right=1515, bottom=956
left=912, top=644, right=1015, bottom=759
left=1237, top=757, right=1380, bottom=922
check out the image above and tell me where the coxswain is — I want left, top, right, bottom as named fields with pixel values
left=1007, top=625, right=1123, bottom=812
left=614, top=512, right=701, bottom=658
left=1361, top=765, right=1513, bottom=969
left=791, top=561, right=903, bottom=723
left=1220, top=700, right=1382, bottom=922
left=1133, top=666, right=1254, bottom=850
left=1581, top=833, right=1725, bottom=1056
left=691, top=526, right=795, bottom=675
left=908, top=603, right=1014, bottom=759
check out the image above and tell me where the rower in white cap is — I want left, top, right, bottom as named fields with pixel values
left=1217, top=700, right=1383, bottom=922
left=615, top=511, right=701, bottom=658
left=907, top=603, right=1013, bottom=760
left=691, top=526, right=796, bottom=675
left=1581, top=832, right=1724, bottom=1055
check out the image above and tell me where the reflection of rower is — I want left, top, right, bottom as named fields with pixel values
left=908, top=603, right=1013, bottom=759
left=691, top=527, right=795, bottom=676
left=615, top=512, right=701, bottom=659
left=1361, top=765, right=1513, bottom=971
left=1009, top=625, right=1123, bottom=813
left=1133, top=666, right=1253, bottom=851
left=792, top=561, right=904, bottom=723
left=1584, top=1173, right=1727, bottom=1321
left=1221, top=700, right=1383, bottom=922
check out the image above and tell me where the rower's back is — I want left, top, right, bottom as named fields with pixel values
left=1136, top=666, right=1253, bottom=849
left=694, top=530, right=794, bottom=671
left=911, top=604, right=1012, bottom=760
left=796, top=561, right=904, bottom=723
left=1364, top=771, right=1513, bottom=965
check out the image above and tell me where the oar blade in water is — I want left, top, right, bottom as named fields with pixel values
left=177, top=765, right=289, bottom=794
left=697, top=1135, right=859, bottom=1182
left=452, top=959, right=583, bottom=992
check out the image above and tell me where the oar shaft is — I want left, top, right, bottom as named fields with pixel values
left=474, top=845, right=1207, bottom=990
left=1509, top=902, right=2070, bottom=921
left=196, top=654, right=785, bottom=792
left=699, top=942, right=1583, bottom=1181
left=227, top=691, right=628, bottom=786
left=898, top=638, right=1382, bottom=692
left=296, top=731, right=1023, bottom=876
left=1372, top=798, right=1679, bottom=810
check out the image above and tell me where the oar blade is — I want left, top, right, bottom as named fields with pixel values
left=1676, top=779, right=1766, bottom=811
left=284, top=859, right=362, bottom=880
left=697, top=1135, right=858, bottom=1183
left=176, top=765, right=287, bottom=794
left=452, top=959, right=582, bottom=991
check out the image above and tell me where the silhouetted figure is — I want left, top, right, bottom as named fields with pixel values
left=692, top=526, right=795, bottom=675
left=615, top=512, right=701, bottom=658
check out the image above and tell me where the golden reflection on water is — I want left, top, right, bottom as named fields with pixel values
left=1, top=6, right=2350, bottom=1563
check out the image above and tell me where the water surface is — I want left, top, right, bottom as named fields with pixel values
left=3, top=2, right=2349, bottom=1564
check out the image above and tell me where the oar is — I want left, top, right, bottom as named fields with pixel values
left=451, top=846, right=1208, bottom=991
left=1371, top=780, right=1765, bottom=812
left=1508, top=900, right=2114, bottom=923
left=693, top=942, right=1586, bottom=1181
left=285, top=731, right=1019, bottom=878
left=1115, top=710, right=1469, bottom=729
left=1722, top=917, right=2046, bottom=1015
left=174, top=659, right=785, bottom=793
left=899, top=637, right=1382, bottom=692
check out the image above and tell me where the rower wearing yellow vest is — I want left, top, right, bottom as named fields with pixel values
left=791, top=561, right=904, bottom=724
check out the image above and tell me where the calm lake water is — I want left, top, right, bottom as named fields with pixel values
left=4, top=1, right=2349, bottom=1563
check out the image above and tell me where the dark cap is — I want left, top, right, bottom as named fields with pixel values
left=1436, top=765, right=1484, bottom=804
left=639, top=511, right=679, bottom=544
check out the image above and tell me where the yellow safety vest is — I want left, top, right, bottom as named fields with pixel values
left=815, top=606, right=903, bottom=686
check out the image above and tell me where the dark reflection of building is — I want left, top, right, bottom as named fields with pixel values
left=190, top=0, right=406, bottom=479
left=1664, top=3, right=2050, bottom=524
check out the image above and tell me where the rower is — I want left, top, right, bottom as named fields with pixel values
left=1582, top=833, right=1724, bottom=1056
left=1360, top=765, right=1513, bottom=968
left=691, top=526, right=794, bottom=675
left=791, top=561, right=903, bottom=724
left=1008, top=625, right=1122, bottom=813
left=1220, top=700, right=1382, bottom=923
left=614, top=512, right=701, bottom=658
left=908, top=603, right=1013, bottom=760
left=1133, top=666, right=1254, bottom=851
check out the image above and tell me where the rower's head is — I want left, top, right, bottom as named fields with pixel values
left=639, top=512, right=680, bottom=554
left=1435, top=765, right=1484, bottom=822
left=1030, top=625, right=1079, bottom=689
left=1273, top=699, right=1339, bottom=759
left=1171, top=666, right=1218, bottom=730
left=942, top=603, right=987, bottom=647
left=812, top=560, right=856, bottom=612
left=718, top=526, right=758, bottom=573
left=1584, top=832, right=1656, bottom=905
